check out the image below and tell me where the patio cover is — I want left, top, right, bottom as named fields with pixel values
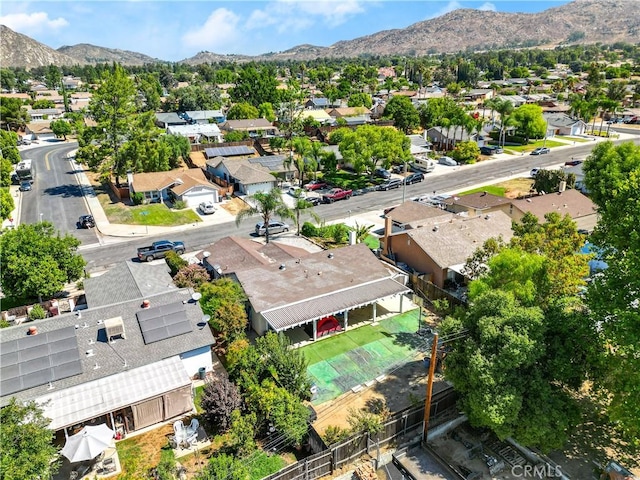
left=36, top=356, right=191, bottom=431
left=261, top=277, right=410, bottom=331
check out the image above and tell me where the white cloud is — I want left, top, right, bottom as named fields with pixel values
left=295, top=0, right=366, bottom=27
left=0, top=12, right=68, bottom=33
left=182, top=8, right=242, bottom=52
left=478, top=2, right=497, bottom=11
left=423, top=1, right=462, bottom=20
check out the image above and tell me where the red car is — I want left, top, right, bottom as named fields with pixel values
left=304, top=180, right=328, bottom=191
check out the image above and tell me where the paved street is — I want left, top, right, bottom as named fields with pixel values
left=8, top=130, right=640, bottom=273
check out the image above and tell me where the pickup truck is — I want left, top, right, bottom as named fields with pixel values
left=137, top=240, right=186, bottom=262
left=322, top=188, right=353, bottom=203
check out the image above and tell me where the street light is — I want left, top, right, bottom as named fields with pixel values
left=401, top=161, right=408, bottom=204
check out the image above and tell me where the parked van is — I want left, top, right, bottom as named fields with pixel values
left=410, top=157, right=436, bottom=173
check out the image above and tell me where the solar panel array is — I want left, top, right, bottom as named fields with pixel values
left=137, top=302, right=192, bottom=344
left=205, top=145, right=254, bottom=158
left=0, top=326, right=82, bottom=396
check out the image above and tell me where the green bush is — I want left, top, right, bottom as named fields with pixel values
left=165, top=251, right=188, bottom=276
left=301, top=222, right=318, bottom=237
left=154, top=448, right=177, bottom=480
left=28, top=304, right=46, bottom=320
left=131, top=192, right=144, bottom=205
left=173, top=200, right=187, bottom=210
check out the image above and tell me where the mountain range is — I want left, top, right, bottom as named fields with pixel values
left=1, top=0, right=639, bottom=69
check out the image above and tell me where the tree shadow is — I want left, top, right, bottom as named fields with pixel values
left=43, top=184, right=87, bottom=198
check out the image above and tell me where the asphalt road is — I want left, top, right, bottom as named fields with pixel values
left=19, top=141, right=100, bottom=246
left=21, top=134, right=640, bottom=272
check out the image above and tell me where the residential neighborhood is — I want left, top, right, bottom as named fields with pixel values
left=1, top=32, right=640, bottom=480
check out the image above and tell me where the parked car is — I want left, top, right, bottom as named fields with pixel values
left=19, top=181, right=32, bottom=192
left=480, top=145, right=503, bottom=155
left=530, top=147, right=550, bottom=155
left=199, top=201, right=216, bottom=215
left=564, top=159, right=584, bottom=167
left=322, top=188, right=353, bottom=203
left=305, top=196, right=322, bottom=206
left=137, top=240, right=186, bottom=262
left=403, top=172, right=424, bottom=185
left=287, top=186, right=303, bottom=197
left=376, top=178, right=402, bottom=191
left=255, top=221, right=289, bottom=236
left=530, top=167, right=542, bottom=177
left=374, top=168, right=391, bottom=179
left=438, top=156, right=458, bottom=166
left=304, top=180, right=327, bottom=191
left=78, top=215, right=95, bottom=229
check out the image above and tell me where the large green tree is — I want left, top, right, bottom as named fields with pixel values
left=50, top=119, right=72, bottom=140
left=338, top=125, right=412, bottom=175
left=231, top=64, right=279, bottom=107
left=584, top=141, right=640, bottom=441
left=163, top=84, right=221, bottom=112
left=0, top=399, right=59, bottom=480
left=0, top=97, right=29, bottom=130
left=226, top=102, right=259, bottom=120
left=199, top=278, right=248, bottom=345
left=0, top=222, right=85, bottom=300
left=382, top=95, right=420, bottom=133
left=511, top=104, right=547, bottom=143
left=0, top=187, right=15, bottom=220
left=81, top=63, right=137, bottom=184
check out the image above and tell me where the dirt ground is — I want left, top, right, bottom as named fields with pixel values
left=220, top=196, right=248, bottom=215
left=494, top=178, right=534, bottom=199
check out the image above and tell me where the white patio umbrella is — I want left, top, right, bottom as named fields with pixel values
left=61, top=424, right=115, bottom=463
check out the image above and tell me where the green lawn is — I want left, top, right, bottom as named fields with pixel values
left=194, top=385, right=205, bottom=413
left=363, top=235, right=380, bottom=250
left=505, top=139, right=566, bottom=153
left=323, top=170, right=374, bottom=190
left=102, top=202, right=201, bottom=226
left=458, top=185, right=506, bottom=197
left=555, top=136, right=590, bottom=143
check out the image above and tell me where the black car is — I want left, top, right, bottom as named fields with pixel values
left=19, top=181, right=32, bottom=192
left=374, top=168, right=391, bottom=179
left=480, top=145, right=504, bottom=155
left=403, top=172, right=424, bottom=185
left=78, top=215, right=95, bottom=229
left=305, top=196, right=322, bottom=206
left=376, top=178, right=402, bottom=191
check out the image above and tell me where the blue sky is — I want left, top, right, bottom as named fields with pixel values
left=1, top=1, right=571, bottom=62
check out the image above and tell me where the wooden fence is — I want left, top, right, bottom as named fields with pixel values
left=410, top=275, right=468, bottom=309
left=263, top=387, right=457, bottom=480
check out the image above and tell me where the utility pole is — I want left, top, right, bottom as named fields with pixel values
left=422, top=333, right=439, bottom=442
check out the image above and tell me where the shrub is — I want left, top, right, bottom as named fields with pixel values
left=165, top=251, right=188, bottom=276
left=173, top=264, right=210, bottom=289
left=131, top=192, right=144, bottom=205
left=322, top=425, right=350, bottom=445
left=173, top=200, right=187, bottom=210
left=200, top=377, right=242, bottom=434
left=153, top=448, right=176, bottom=480
left=28, top=304, right=46, bottom=320
left=301, top=222, right=318, bottom=237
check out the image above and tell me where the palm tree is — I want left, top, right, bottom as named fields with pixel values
left=351, top=222, right=375, bottom=244
left=235, top=189, right=294, bottom=244
left=292, top=192, right=321, bottom=236
left=494, top=99, right=514, bottom=147
left=307, top=141, right=325, bottom=178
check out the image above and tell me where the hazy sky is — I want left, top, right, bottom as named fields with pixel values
left=1, top=1, right=571, bottom=61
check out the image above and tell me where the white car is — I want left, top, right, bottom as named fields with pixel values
left=438, top=156, right=458, bottom=166
left=530, top=167, right=541, bottom=177
left=255, top=221, right=289, bottom=236
left=199, top=201, right=216, bottom=215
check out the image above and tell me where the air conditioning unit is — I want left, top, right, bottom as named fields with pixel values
left=104, top=316, right=126, bottom=342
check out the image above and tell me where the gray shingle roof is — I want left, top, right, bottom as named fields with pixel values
left=0, top=289, right=214, bottom=407
left=444, top=191, right=512, bottom=210
left=83, top=261, right=177, bottom=309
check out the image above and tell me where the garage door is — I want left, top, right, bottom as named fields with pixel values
left=184, top=191, right=215, bottom=208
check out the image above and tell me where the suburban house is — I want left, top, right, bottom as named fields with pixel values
left=26, top=108, right=64, bottom=121
left=127, top=168, right=220, bottom=206
left=234, top=243, right=411, bottom=339
left=205, top=156, right=285, bottom=195
left=463, top=89, right=494, bottom=104
left=407, top=134, right=432, bottom=156
left=509, top=188, right=598, bottom=232
left=426, top=126, right=476, bottom=150
left=301, top=109, right=334, bottom=126
left=196, top=236, right=315, bottom=281
left=185, top=110, right=226, bottom=124
left=381, top=211, right=514, bottom=288
left=167, top=123, right=223, bottom=144
left=0, top=262, right=217, bottom=438
left=25, top=121, right=56, bottom=141
left=220, top=119, right=278, bottom=137
left=155, top=113, right=188, bottom=129
left=543, top=113, right=587, bottom=136
left=384, top=201, right=452, bottom=230
left=327, top=107, right=372, bottom=122
left=304, top=97, right=330, bottom=109
left=62, top=77, right=82, bottom=90
left=443, top=191, right=513, bottom=217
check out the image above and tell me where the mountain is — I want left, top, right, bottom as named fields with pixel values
left=0, top=25, right=77, bottom=68
left=2, top=0, right=639, bottom=69
left=57, top=44, right=161, bottom=66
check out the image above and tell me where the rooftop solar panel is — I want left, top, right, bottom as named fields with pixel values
left=137, top=302, right=193, bottom=344
left=205, top=145, right=254, bottom=158
left=0, top=326, right=82, bottom=396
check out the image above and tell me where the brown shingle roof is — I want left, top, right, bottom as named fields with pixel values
left=131, top=168, right=211, bottom=194
left=511, top=189, right=596, bottom=220
left=406, top=211, right=514, bottom=269
left=221, top=118, right=275, bottom=131
left=171, top=169, right=216, bottom=195
left=386, top=201, right=453, bottom=227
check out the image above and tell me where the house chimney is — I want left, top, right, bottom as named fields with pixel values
left=559, top=181, right=566, bottom=192
left=126, top=170, right=134, bottom=188
left=142, top=299, right=150, bottom=309
left=28, top=326, right=38, bottom=335
left=383, top=216, right=393, bottom=256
